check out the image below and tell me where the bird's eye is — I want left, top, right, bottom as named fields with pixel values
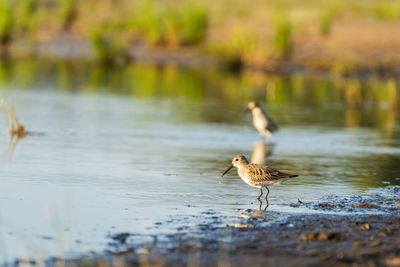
left=235, top=159, right=239, bottom=161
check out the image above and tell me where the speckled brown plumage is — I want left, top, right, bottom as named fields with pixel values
left=239, top=163, right=297, bottom=183
left=222, top=155, right=298, bottom=207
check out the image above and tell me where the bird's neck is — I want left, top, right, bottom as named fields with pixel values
left=252, top=107, right=263, bottom=116
left=236, top=164, right=247, bottom=171
left=237, top=165, right=247, bottom=177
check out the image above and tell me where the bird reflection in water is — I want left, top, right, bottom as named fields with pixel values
left=251, top=141, right=274, bottom=166
left=234, top=209, right=277, bottom=228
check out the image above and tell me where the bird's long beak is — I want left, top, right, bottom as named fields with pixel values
left=221, top=164, right=234, bottom=177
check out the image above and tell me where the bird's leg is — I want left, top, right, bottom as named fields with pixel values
left=264, top=199, right=269, bottom=210
left=258, top=198, right=262, bottom=210
left=257, top=187, right=263, bottom=200
left=265, top=186, right=270, bottom=201
left=264, top=131, right=272, bottom=141
left=263, top=187, right=270, bottom=210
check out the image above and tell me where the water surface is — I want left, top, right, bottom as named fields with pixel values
left=0, top=60, right=399, bottom=261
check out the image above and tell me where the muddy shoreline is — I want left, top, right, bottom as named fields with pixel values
left=10, top=187, right=399, bottom=267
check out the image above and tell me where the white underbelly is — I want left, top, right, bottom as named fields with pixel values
left=240, top=175, right=288, bottom=187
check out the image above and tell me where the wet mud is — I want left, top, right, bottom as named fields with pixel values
left=10, top=187, right=400, bottom=267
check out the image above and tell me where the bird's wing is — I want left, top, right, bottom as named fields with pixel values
left=246, top=164, right=297, bottom=182
left=266, top=114, right=278, bottom=132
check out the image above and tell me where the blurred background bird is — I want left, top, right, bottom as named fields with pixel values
left=247, top=101, right=278, bottom=139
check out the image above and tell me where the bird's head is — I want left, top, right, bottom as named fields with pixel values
left=221, top=155, right=249, bottom=177
left=247, top=101, right=259, bottom=111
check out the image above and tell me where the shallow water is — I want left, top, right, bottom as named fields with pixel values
left=0, top=60, right=399, bottom=261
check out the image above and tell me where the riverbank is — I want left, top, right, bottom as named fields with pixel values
left=4, top=31, right=400, bottom=80
left=10, top=187, right=399, bottom=267
left=2, top=0, right=400, bottom=78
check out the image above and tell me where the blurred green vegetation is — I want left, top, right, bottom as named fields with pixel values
left=59, top=0, right=78, bottom=31
left=130, top=0, right=207, bottom=46
left=16, top=0, right=38, bottom=33
left=0, top=0, right=13, bottom=45
left=373, top=2, right=400, bottom=21
left=89, top=26, right=130, bottom=65
left=0, top=0, right=399, bottom=69
left=319, top=5, right=341, bottom=36
left=273, top=13, right=292, bottom=58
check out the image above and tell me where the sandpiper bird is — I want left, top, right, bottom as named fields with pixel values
left=221, top=155, right=298, bottom=203
left=247, top=101, right=278, bottom=138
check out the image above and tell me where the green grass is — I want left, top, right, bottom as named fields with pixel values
left=89, top=27, right=130, bottom=65
left=59, top=0, right=78, bottom=30
left=130, top=0, right=208, bottom=46
left=164, top=6, right=183, bottom=45
left=132, top=0, right=163, bottom=45
left=273, top=14, right=292, bottom=58
left=181, top=3, right=208, bottom=44
left=319, top=9, right=334, bottom=35
left=21, top=0, right=37, bottom=17
left=319, top=2, right=343, bottom=36
left=17, top=0, right=38, bottom=33
left=373, top=2, right=400, bottom=21
left=2, top=0, right=400, bottom=71
left=0, top=0, right=13, bottom=45
left=206, top=28, right=258, bottom=71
